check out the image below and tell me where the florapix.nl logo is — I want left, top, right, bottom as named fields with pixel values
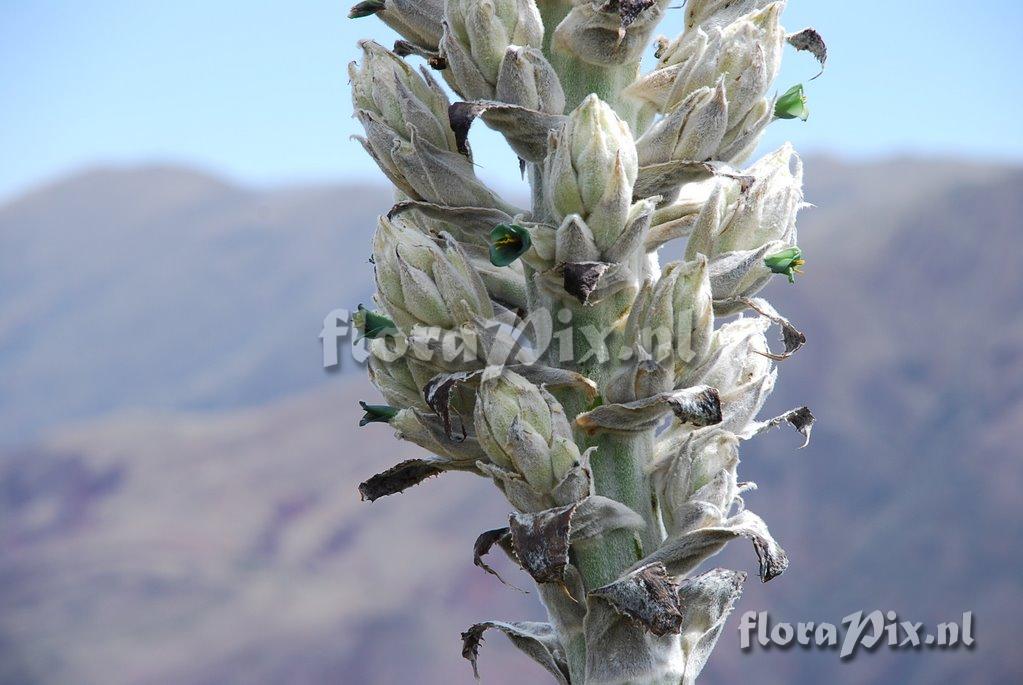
left=738, top=610, right=975, bottom=659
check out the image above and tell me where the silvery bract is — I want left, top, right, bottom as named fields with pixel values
left=475, top=369, right=582, bottom=497
left=350, top=39, right=458, bottom=154
left=372, top=216, right=494, bottom=330
left=350, top=0, right=446, bottom=51
left=349, top=0, right=822, bottom=682
left=497, top=45, right=566, bottom=114
left=441, top=0, right=544, bottom=100
left=629, top=1, right=785, bottom=165
left=554, top=0, right=671, bottom=67
left=545, top=95, right=638, bottom=255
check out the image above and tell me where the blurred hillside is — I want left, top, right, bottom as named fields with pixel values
left=1, top=158, right=1021, bottom=684
left=0, top=168, right=389, bottom=444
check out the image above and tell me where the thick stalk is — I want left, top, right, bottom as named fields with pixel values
left=530, top=12, right=659, bottom=672
left=560, top=304, right=658, bottom=585
left=538, top=0, right=641, bottom=126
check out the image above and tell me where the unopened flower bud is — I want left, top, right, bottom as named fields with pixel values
left=360, top=123, right=509, bottom=208
left=627, top=2, right=785, bottom=163
left=373, top=218, right=494, bottom=329
left=441, top=0, right=544, bottom=100
left=686, top=144, right=803, bottom=259
left=554, top=0, right=669, bottom=67
left=368, top=353, right=431, bottom=411
left=654, top=429, right=740, bottom=535
left=698, top=317, right=772, bottom=393
left=641, top=256, right=714, bottom=382
left=544, top=95, right=638, bottom=254
left=474, top=370, right=580, bottom=492
left=685, top=0, right=776, bottom=31
left=605, top=356, right=673, bottom=404
left=349, top=40, right=457, bottom=153
left=631, top=3, right=785, bottom=115
left=695, top=317, right=776, bottom=432
left=636, top=83, right=728, bottom=167
left=555, top=214, right=600, bottom=264
left=495, top=45, right=565, bottom=114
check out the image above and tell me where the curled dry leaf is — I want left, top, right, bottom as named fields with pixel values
left=741, top=405, right=816, bottom=448
left=474, top=493, right=646, bottom=591
left=634, top=509, right=789, bottom=582
left=506, top=496, right=647, bottom=584
left=589, top=562, right=684, bottom=636
left=509, top=502, right=577, bottom=584
left=357, top=458, right=444, bottom=501
left=448, top=101, right=564, bottom=162
left=562, top=261, right=612, bottom=305
left=472, top=527, right=528, bottom=592
left=423, top=370, right=478, bottom=440
left=461, top=620, right=570, bottom=684
left=611, top=0, right=658, bottom=29
left=786, top=28, right=827, bottom=78
left=576, top=386, right=722, bottom=433
left=741, top=296, right=806, bottom=360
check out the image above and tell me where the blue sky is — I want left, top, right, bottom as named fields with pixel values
left=2, top=0, right=1021, bottom=201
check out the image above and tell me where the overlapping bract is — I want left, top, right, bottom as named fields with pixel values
left=350, top=0, right=819, bottom=682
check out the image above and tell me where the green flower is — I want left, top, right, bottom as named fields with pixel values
left=488, top=223, right=532, bottom=267
left=775, top=84, right=809, bottom=121
left=359, top=401, right=399, bottom=426
left=352, top=304, right=398, bottom=340
left=765, top=246, right=806, bottom=283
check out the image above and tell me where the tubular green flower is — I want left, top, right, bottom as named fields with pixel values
left=774, top=83, right=809, bottom=121
left=359, top=401, right=400, bottom=426
left=764, top=245, right=805, bottom=282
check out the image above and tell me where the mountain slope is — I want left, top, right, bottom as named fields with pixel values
left=0, top=167, right=389, bottom=443
left=2, top=159, right=1022, bottom=684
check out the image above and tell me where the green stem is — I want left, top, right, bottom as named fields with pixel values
left=538, top=0, right=641, bottom=126
left=529, top=10, right=659, bottom=671
left=559, top=305, right=658, bottom=590
left=566, top=632, right=587, bottom=684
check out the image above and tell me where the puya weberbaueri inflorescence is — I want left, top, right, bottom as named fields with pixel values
left=348, top=1, right=825, bottom=682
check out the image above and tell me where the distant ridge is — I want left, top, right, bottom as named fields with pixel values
left=0, top=165, right=391, bottom=444
left=1, top=158, right=1022, bottom=684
